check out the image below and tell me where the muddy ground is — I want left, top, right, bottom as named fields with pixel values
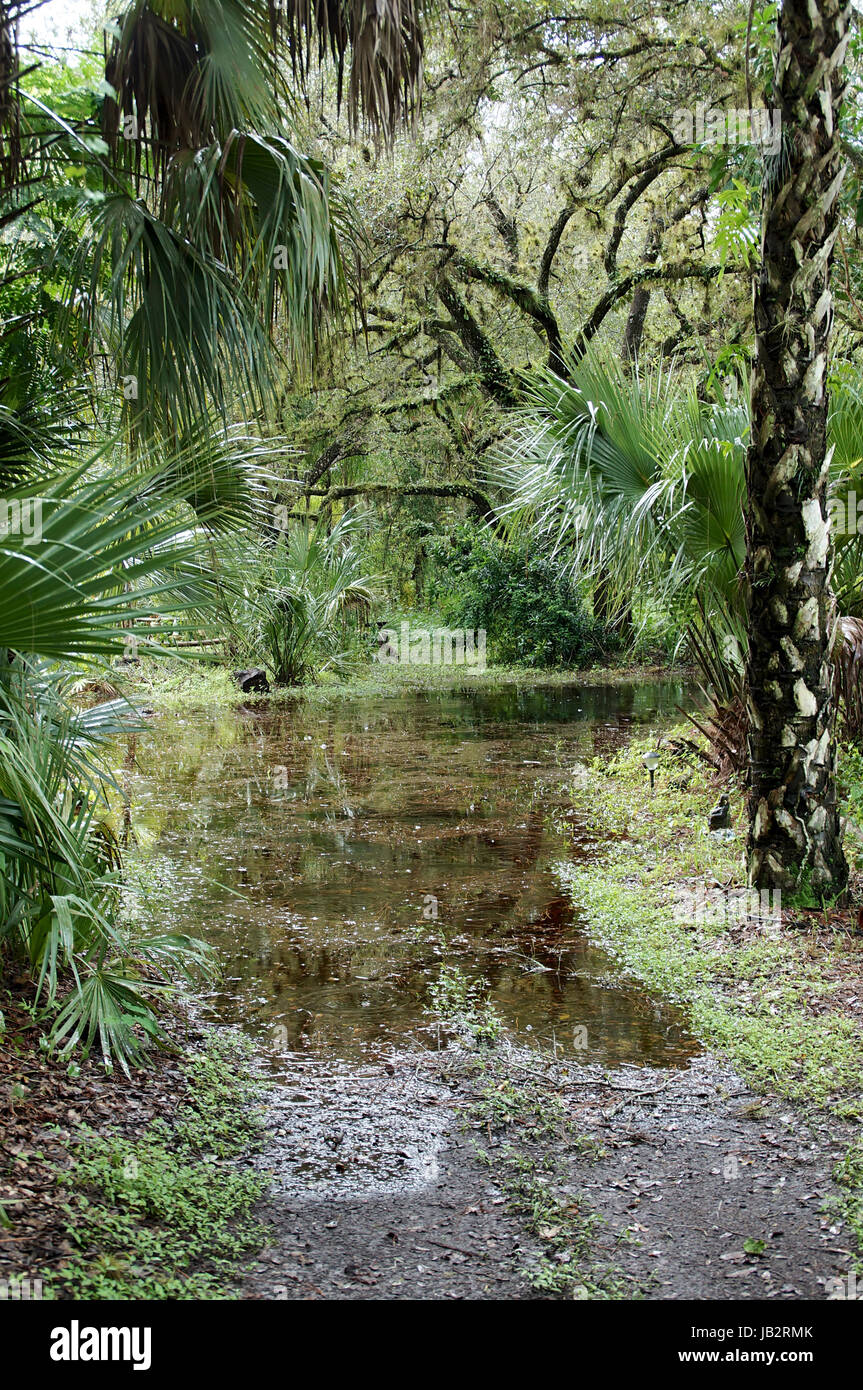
left=239, top=1045, right=857, bottom=1301
left=3, top=971, right=855, bottom=1302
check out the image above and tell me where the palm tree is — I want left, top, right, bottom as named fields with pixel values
left=744, top=0, right=849, bottom=897
left=0, top=0, right=425, bottom=1062
left=229, top=508, right=378, bottom=685
left=0, top=444, right=258, bottom=1068
left=492, top=349, right=863, bottom=772
left=79, top=1, right=350, bottom=434
left=491, top=351, right=749, bottom=635
left=12, top=1, right=425, bottom=437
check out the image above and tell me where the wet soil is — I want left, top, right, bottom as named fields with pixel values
left=239, top=1046, right=857, bottom=1301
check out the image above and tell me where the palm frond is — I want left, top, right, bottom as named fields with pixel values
left=280, top=0, right=423, bottom=133
left=102, top=0, right=285, bottom=182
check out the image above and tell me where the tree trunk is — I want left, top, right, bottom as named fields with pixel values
left=622, top=285, right=651, bottom=361
left=744, top=0, right=850, bottom=896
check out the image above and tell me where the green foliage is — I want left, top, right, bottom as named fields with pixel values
left=493, top=350, right=749, bottom=630
left=45, top=1032, right=267, bottom=1300
left=0, top=437, right=263, bottom=1067
left=225, top=509, right=378, bottom=685
left=830, top=1137, right=863, bottom=1273
left=427, top=523, right=615, bottom=668
left=714, top=178, right=761, bottom=272
left=836, top=742, right=863, bottom=875
left=426, top=964, right=503, bottom=1045
left=560, top=733, right=863, bottom=1118
left=838, top=741, right=863, bottom=823
left=0, top=659, right=218, bottom=1071
left=493, top=349, right=863, bottom=714
left=461, top=1054, right=617, bottom=1298
left=30, top=1, right=355, bottom=435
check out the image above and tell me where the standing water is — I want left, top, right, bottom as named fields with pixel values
left=121, top=681, right=696, bottom=1067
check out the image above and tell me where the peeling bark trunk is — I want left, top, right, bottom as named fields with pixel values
left=744, top=0, right=850, bottom=896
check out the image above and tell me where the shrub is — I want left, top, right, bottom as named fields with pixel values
left=426, top=524, right=617, bottom=668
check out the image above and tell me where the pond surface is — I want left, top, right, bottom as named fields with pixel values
left=120, top=681, right=697, bottom=1068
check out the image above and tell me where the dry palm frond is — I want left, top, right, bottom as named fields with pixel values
left=682, top=612, right=863, bottom=779
left=675, top=592, right=749, bottom=777
left=676, top=696, right=748, bottom=780
left=280, top=0, right=424, bottom=134
left=103, top=6, right=207, bottom=184
left=103, top=0, right=423, bottom=166
left=0, top=3, right=17, bottom=185
left=102, top=1, right=280, bottom=185
left=836, top=616, right=863, bottom=738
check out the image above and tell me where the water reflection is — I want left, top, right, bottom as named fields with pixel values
left=121, top=681, right=697, bottom=1065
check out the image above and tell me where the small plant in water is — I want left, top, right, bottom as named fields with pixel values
left=427, top=965, right=503, bottom=1045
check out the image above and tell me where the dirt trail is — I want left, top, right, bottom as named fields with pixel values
left=239, top=1048, right=856, bottom=1301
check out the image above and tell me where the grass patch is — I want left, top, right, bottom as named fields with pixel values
left=128, top=657, right=247, bottom=711
left=42, top=1031, right=268, bottom=1300
left=425, top=1020, right=622, bottom=1298
left=558, top=733, right=863, bottom=1116
left=476, top=1144, right=620, bottom=1297
left=828, top=1137, right=863, bottom=1275
left=128, top=653, right=687, bottom=712
left=426, top=966, right=503, bottom=1046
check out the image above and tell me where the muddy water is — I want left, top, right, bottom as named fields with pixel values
left=122, top=681, right=697, bottom=1067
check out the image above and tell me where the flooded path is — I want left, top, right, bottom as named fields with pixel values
left=123, top=680, right=695, bottom=1067
left=119, top=678, right=853, bottom=1300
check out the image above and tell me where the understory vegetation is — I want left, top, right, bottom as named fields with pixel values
left=426, top=525, right=622, bottom=668
left=42, top=1031, right=267, bottom=1300
left=1, top=0, right=863, bottom=1318
left=422, top=986, right=623, bottom=1297
left=557, top=731, right=863, bottom=1266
